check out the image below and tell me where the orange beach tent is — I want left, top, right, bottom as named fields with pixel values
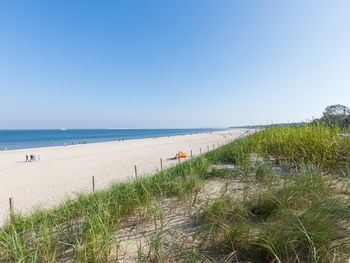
left=177, top=150, right=187, bottom=158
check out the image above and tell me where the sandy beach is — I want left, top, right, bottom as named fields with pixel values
left=0, top=129, right=245, bottom=224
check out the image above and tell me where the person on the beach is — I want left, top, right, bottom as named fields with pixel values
left=26, top=154, right=29, bottom=162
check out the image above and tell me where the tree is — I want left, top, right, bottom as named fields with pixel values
left=322, top=104, right=350, bottom=127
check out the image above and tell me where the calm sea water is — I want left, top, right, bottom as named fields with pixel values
left=0, top=129, right=221, bottom=150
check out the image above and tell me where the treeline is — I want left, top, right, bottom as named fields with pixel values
left=313, top=104, right=350, bottom=127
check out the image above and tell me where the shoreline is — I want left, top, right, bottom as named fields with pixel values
left=0, top=129, right=245, bottom=224
left=0, top=129, right=227, bottom=153
left=0, top=128, right=228, bottom=152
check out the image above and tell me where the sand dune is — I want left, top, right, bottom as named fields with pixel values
left=0, top=129, right=245, bottom=224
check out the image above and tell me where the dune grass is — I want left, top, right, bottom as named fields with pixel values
left=248, top=124, right=350, bottom=169
left=197, top=165, right=350, bottom=262
left=0, top=124, right=349, bottom=262
left=208, top=124, right=350, bottom=170
left=196, top=125, right=350, bottom=262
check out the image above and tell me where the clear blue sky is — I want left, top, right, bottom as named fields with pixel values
left=0, top=0, right=349, bottom=129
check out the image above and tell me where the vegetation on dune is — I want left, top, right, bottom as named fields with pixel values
left=209, top=123, right=350, bottom=171
left=0, top=124, right=350, bottom=262
left=249, top=124, right=349, bottom=169
left=198, top=166, right=350, bottom=262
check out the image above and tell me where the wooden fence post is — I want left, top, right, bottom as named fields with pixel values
left=190, top=150, right=193, bottom=158
left=134, top=165, right=138, bottom=178
left=9, top=197, right=14, bottom=215
left=160, top=158, right=163, bottom=170
left=92, top=176, right=95, bottom=192
left=207, top=145, right=210, bottom=152
left=200, top=147, right=202, bottom=154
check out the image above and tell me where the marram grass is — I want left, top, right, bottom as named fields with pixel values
left=209, top=124, right=350, bottom=171
left=0, top=124, right=349, bottom=262
left=197, top=166, right=350, bottom=262
left=249, top=124, right=350, bottom=169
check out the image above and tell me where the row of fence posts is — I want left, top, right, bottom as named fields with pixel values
left=8, top=138, right=235, bottom=216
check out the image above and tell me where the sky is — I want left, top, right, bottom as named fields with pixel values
left=0, top=0, right=349, bottom=129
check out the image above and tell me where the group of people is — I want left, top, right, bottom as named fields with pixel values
left=26, top=154, right=40, bottom=162
left=64, top=141, right=86, bottom=146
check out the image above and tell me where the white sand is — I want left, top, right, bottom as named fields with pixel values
left=0, top=129, right=245, bottom=224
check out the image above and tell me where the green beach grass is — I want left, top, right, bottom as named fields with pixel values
left=1, top=124, right=350, bottom=262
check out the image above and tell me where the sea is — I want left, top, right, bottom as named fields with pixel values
left=0, top=128, right=222, bottom=150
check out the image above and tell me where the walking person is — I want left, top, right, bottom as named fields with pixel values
left=26, top=154, right=29, bottom=162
